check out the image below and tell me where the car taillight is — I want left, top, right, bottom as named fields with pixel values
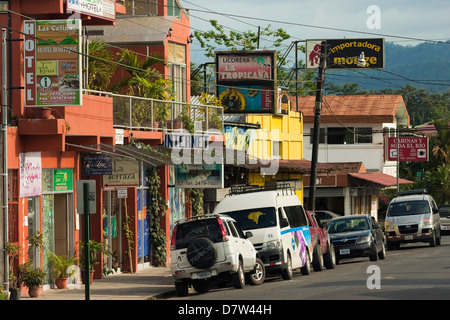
left=217, top=218, right=229, bottom=241
left=170, top=224, right=178, bottom=250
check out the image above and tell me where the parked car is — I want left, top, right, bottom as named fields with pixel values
left=439, top=205, right=450, bottom=234
left=327, top=214, right=386, bottom=264
left=385, top=189, right=441, bottom=249
left=314, top=210, right=341, bottom=226
left=213, top=183, right=313, bottom=280
left=170, top=214, right=264, bottom=297
left=306, top=211, right=336, bottom=270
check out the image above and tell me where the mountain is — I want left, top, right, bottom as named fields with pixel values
left=324, top=41, right=450, bottom=93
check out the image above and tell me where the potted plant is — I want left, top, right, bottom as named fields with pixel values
left=153, top=101, right=170, bottom=128
left=78, top=240, right=111, bottom=284
left=176, top=106, right=195, bottom=133
left=47, top=251, right=77, bottom=289
left=6, top=242, right=22, bottom=300
left=20, top=261, right=46, bottom=298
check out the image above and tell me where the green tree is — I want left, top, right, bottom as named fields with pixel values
left=85, top=40, right=117, bottom=91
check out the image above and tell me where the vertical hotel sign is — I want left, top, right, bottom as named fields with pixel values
left=24, top=19, right=82, bottom=107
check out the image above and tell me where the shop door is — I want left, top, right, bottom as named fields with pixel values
left=102, top=190, right=122, bottom=272
left=137, top=189, right=151, bottom=268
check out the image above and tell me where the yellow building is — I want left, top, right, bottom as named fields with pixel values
left=246, top=105, right=305, bottom=201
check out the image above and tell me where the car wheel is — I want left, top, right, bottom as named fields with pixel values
left=378, top=241, right=386, bottom=260
left=232, top=260, right=245, bottom=289
left=430, top=230, right=437, bottom=247
left=248, top=258, right=265, bottom=285
left=186, top=237, right=217, bottom=269
left=174, top=281, right=189, bottom=297
left=282, top=254, right=293, bottom=280
left=324, top=243, right=336, bottom=269
left=312, top=244, right=324, bottom=271
left=369, top=243, right=379, bottom=261
left=301, top=251, right=311, bottom=275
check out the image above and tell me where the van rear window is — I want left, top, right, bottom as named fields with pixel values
left=224, top=207, right=277, bottom=231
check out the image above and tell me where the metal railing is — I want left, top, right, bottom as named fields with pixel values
left=83, top=90, right=224, bottom=133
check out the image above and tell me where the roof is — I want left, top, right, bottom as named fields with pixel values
left=291, top=95, right=410, bottom=125
left=349, top=172, right=413, bottom=187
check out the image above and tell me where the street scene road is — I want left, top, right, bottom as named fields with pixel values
left=170, top=235, right=450, bottom=300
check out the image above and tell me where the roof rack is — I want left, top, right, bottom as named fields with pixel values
left=176, top=214, right=223, bottom=224
left=228, top=183, right=295, bottom=196
left=398, top=189, right=428, bottom=196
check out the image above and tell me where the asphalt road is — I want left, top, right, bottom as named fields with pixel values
left=170, top=234, right=450, bottom=301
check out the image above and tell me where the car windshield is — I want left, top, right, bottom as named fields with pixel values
left=327, top=217, right=369, bottom=234
left=388, top=200, right=430, bottom=217
left=223, top=207, right=277, bottom=231
left=439, top=206, right=450, bottom=217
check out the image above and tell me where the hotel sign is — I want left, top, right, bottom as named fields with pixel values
left=24, top=19, right=82, bottom=107
left=67, top=0, right=116, bottom=21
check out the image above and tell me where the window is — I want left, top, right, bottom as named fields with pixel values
left=327, top=127, right=354, bottom=145
left=125, top=0, right=158, bottom=16
left=273, top=141, right=281, bottom=159
left=283, top=205, right=308, bottom=228
left=356, top=127, right=373, bottom=143
left=168, top=42, right=187, bottom=117
left=167, top=0, right=181, bottom=19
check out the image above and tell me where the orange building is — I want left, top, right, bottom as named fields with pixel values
left=1, top=0, right=193, bottom=294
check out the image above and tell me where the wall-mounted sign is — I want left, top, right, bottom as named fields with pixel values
left=53, top=168, right=73, bottom=191
left=175, top=164, right=224, bottom=189
left=84, top=154, right=112, bottom=175
left=164, top=133, right=210, bottom=150
left=224, top=126, right=256, bottom=152
left=23, top=19, right=82, bottom=107
left=19, top=152, right=42, bottom=198
left=215, top=50, right=277, bottom=114
left=306, top=38, right=385, bottom=69
left=67, top=0, right=116, bottom=21
left=387, top=137, right=429, bottom=162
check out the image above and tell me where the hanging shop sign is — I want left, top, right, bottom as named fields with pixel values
left=103, top=159, right=139, bottom=187
left=23, top=19, right=82, bottom=107
left=53, top=169, right=74, bottom=191
left=175, top=164, right=224, bottom=189
left=67, top=0, right=116, bottom=21
left=215, top=50, right=277, bottom=113
left=84, top=154, right=113, bottom=175
left=306, top=38, right=385, bottom=69
left=19, top=152, right=42, bottom=198
left=387, top=137, right=429, bottom=162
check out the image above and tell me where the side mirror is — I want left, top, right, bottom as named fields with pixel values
left=245, top=231, right=253, bottom=239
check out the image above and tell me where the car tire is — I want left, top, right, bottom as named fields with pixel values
left=369, top=243, right=379, bottom=261
left=174, top=281, right=189, bottom=297
left=232, top=260, right=245, bottom=289
left=324, top=243, right=336, bottom=269
left=282, top=254, right=293, bottom=280
left=430, top=230, right=437, bottom=247
left=248, top=258, right=265, bottom=285
left=301, top=251, right=311, bottom=276
left=192, top=280, right=211, bottom=293
left=186, top=237, right=217, bottom=269
left=313, top=244, right=324, bottom=271
left=378, top=241, right=386, bottom=260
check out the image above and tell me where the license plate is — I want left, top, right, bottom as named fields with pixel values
left=442, top=226, right=450, bottom=230
left=197, top=271, right=211, bottom=279
left=405, top=235, right=413, bottom=240
left=340, top=248, right=350, bottom=255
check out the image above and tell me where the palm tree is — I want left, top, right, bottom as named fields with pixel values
left=431, top=118, right=450, bottom=164
left=85, top=40, right=117, bottom=91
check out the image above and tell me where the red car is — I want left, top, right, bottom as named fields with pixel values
left=306, top=211, right=337, bottom=271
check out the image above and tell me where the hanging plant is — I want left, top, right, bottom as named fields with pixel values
left=147, top=167, right=168, bottom=266
left=189, top=188, right=204, bottom=216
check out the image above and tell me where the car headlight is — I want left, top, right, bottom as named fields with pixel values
left=266, top=239, right=282, bottom=250
left=356, top=235, right=371, bottom=244
left=423, top=218, right=432, bottom=226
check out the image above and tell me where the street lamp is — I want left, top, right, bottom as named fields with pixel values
left=308, top=41, right=366, bottom=211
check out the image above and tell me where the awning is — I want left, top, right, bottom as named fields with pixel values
left=349, top=172, right=414, bottom=187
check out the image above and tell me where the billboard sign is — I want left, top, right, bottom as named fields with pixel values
left=175, top=164, right=224, bottom=188
left=215, top=51, right=277, bottom=113
left=67, top=0, right=116, bottom=21
left=24, top=19, right=82, bottom=107
left=306, top=38, right=384, bottom=69
left=387, top=137, right=429, bottom=162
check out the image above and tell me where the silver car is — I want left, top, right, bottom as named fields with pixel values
left=439, top=205, right=450, bottom=233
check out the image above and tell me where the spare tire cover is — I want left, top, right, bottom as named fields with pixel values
left=186, top=238, right=217, bottom=269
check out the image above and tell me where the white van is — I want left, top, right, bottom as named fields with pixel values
left=213, top=184, right=313, bottom=279
left=385, top=189, right=441, bottom=249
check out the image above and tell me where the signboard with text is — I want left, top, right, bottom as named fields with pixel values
left=24, top=19, right=82, bottom=107
left=306, top=38, right=385, bottom=69
left=387, top=137, right=429, bottom=162
left=175, top=164, right=224, bottom=189
left=67, top=0, right=116, bottom=21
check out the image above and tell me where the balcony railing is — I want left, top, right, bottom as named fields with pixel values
left=83, top=90, right=224, bottom=133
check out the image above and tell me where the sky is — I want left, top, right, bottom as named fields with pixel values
left=184, top=0, right=450, bottom=64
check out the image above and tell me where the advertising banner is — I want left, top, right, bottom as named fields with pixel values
left=103, top=159, right=139, bottom=187
left=24, top=19, right=82, bottom=107
left=67, top=0, right=116, bottom=21
left=306, top=38, right=384, bottom=69
left=215, top=50, right=277, bottom=113
left=175, top=164, right=224, bottom=188
left=387, top=137, right=429, bottom=162
left=19, top=152, right=42, bottom=198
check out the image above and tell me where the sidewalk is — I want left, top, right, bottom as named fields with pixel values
left=22, top=267, right=175, bottom=300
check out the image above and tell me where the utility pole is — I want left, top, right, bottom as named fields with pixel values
left=308, top=41, right=327, bottom=211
